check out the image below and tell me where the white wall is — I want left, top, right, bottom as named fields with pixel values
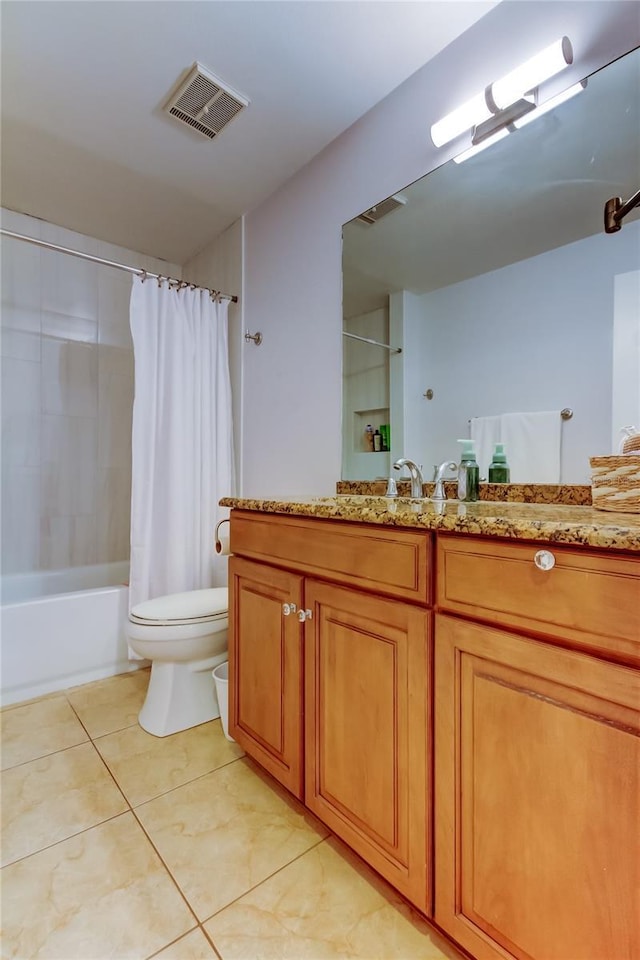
left=403, top=222, right=640, bottom=484
left=241, top=1, right=640, bottom=497
left=0, top=208, right=180, bottom=574
left=182, top=219, right=244, bottom=494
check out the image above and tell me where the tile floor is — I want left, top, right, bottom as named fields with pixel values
left=1, top=669, right=464, bottom=960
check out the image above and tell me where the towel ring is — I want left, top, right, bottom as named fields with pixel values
left=214, top=518, right=230, bottom=555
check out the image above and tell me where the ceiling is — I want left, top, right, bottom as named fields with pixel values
left=0, top=0, right=497, bottom=265
left=343, top=45, right=640, bottom=317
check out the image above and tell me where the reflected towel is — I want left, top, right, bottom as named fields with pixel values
left=470, top=415, right=502, bottom=479
left=500, top=411, right=562, bottom=483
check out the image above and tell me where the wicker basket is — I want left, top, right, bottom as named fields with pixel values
left=590, top=455, right=640, bottom=513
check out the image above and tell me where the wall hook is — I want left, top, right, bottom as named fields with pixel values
left=244, top=331, right=263, bottom=346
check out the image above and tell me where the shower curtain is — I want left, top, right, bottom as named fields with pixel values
left=128, top=276, right=234, bottom=614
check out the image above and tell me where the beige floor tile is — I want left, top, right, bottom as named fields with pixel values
left=95, top=718, right=244, bottom=806
left=0, top=695, right=88, bottom=771
left=1, top=812, right=196, bottom=960
left=1, top=741, right=128, bottom=866
left=136, top=758, right=329, bottom=921
left=149, top=927, right=219, bottom=959
left=65, top=668, right=150, bottom=738
left=205, top=836, right=464, bottom=960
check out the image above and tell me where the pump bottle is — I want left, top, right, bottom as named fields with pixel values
left=457, top=439, right=480, bottom=502
left=488, top=443, right=510, bottom=483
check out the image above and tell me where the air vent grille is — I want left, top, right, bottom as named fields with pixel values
left=164, top=63, right=249, bottom=140
left=356, top=194, right=407, bottom=225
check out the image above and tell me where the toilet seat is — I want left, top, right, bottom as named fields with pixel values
left=130, top=587, right=228, bottom=627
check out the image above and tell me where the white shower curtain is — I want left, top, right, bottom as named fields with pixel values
left=128, top=276, right=234, bottom=613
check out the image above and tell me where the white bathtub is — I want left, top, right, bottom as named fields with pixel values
left=1, top=562, right=143, bottom=707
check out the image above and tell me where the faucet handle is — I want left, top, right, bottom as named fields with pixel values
left=385, top=476, right=398, bottom=497
left=433, top=461, right=458, bottom=501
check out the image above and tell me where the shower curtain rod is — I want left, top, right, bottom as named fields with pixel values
left=343, top=331, right=402, bottom=354
left=0, top=229, right=238, bottom=303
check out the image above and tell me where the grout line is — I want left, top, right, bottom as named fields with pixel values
left=142, top=925, right=201, bottom=960
left=1, top=808, right=132, bottom=870
left=64, top=695, right=101, bottom=742
left=130, top=806, right=201, bottom=927
left=200, top=834, right=328, bottom=924
left=0, top=736, right=90, bottom=773
left=200, top=923, right=224, bottom=959
left=126, top=755, right=245, bottom=811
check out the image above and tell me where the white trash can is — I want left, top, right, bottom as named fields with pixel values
left=212, top=661, right=234, bottom=742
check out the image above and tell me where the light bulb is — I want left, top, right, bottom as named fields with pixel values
left=491, top=37, right=573, bottom=110
left=431, top=91, right=492, bottom=147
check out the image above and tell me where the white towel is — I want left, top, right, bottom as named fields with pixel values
left=500, top=411, right=562, bottom=483
left=470, top=415, right=502, bottom=479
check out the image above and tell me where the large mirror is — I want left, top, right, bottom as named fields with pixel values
left=342, top=47, right=640, bottom=485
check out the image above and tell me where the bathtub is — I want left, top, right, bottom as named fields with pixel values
left=1, top=561, right=143, bottom=707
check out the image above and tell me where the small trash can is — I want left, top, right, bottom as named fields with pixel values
left=212, top=661, right=234, bottom=742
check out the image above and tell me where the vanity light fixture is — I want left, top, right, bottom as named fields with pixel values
left=512, top=80, right=587, bottom=129
left=431, top=37, right=576, bottom=162
left=489, top=38, right=573, bottom=111
left=453, top=128, right=509, bottom=164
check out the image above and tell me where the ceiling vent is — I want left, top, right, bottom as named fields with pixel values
left=355, top=194, right=407, bottom=225
left=164, top=62, right=249, bottom=140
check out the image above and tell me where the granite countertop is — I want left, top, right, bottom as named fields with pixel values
left=219, top=494, right=640, bottom=553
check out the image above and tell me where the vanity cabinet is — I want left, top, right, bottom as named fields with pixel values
left=434, top=534, right=640, bottom=960
left=304, top=578, right=430, bottom=912
left=228, top=555, right=304, bottom=797
left=228, top=510, right=640, bottom=959
left=228, top=510, right=433, bottom=914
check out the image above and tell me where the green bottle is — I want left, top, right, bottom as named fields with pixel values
left=457, top=439, right=480, bottom=502
left=488, top=443, right=511, bottom=483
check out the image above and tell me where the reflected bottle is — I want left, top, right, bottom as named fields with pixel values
left=364, top=424, right=374, bottom=452
left=457, top=439, right=480, bottom=502
left=488, top=443, right=510, bottom=483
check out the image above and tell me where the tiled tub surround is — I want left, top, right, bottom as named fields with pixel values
left=0, top=208, right=180, bottom=577
left=0, top=671, right=462, bottom=960
left=220, top=494, right=640, bottom=552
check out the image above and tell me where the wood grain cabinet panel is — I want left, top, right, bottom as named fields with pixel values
left=228, top=556, right=304, bottom=798
left=304, top=579, right=431, bottom=914
left=231, top=510, right=431, bottom=604
left=437, top=534, right=640, bottom=663
left=435, top=613, right=640, bottom=960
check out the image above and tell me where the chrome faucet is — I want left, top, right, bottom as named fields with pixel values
left=432, top=460, right=458, bottom=501
left=393, top=458, right=424, bottom=498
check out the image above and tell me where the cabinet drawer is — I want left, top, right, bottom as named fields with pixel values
left=437, top=534, right=640, bottom=663
left=231, top=511, right=431, bottom=605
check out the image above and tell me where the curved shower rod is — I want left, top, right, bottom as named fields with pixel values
left=604, top=188, right=640, bottom=233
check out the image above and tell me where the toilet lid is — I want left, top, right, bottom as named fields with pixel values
left=130, top=587, right=228, bottom=626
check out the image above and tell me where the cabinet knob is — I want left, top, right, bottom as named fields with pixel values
left=534, top=549, right=556, bottom=571
left=282, top=602, right=297, bottom=616
left=297, top=609, right=313, bottom=622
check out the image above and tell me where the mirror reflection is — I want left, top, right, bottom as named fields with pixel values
left=342, top=48, right=640, bottom=485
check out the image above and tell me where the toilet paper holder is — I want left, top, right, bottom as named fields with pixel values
left=215, top=518, right=231, bottom=555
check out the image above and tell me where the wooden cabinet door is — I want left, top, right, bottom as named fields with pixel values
left=304, top=579, right=431, bottom=914
left=435, top=613, right=640, bottom=960
left=228, top=556, right=304, bottom=798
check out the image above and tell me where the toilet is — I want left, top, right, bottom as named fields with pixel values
left=126, top=587, right=229, bottom=738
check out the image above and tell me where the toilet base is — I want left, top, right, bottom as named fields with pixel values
left=138, top=652, right=228, bottom=737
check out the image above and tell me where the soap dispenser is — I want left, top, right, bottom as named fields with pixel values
left=488, top=443, right=511, bottom=483
left=457, top=439, right=480, bottom=502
